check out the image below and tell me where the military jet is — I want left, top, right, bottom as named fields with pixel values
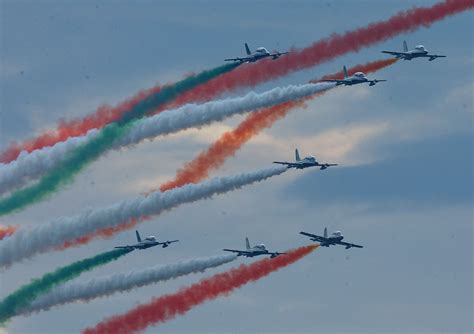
left=382, top=40, right=446, bottom=61
left=115, top=230, right=178, bottom=250
left=223, top=237, right=286, bottom=258
left=321, top=65, right=386, bottom=86
left=300, top=227, right=363, bottom=249
left=224, top=43, right=289, bottom=63
left=273, top=148, right=338, bottom=170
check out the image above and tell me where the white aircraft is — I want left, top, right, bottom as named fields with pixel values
left=223, top=237, right=286, bottom=258
left=300, top=227, right=363, bottom=249
left=382, top=40, right=446, bottom=61
left=115, top=230, right=178, bottom=250
left=224, top=43, right=289, bottom=63
left=321, top=65, right=387, bottom=86
left=273, top=148, right=338, bottom=170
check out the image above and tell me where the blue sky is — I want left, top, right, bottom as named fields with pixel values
left=0, top=1, right=472, bottom=333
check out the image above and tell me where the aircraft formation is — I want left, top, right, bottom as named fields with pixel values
left=111, top=40, right=447, bottom=257
left=117, top=39, right=447, bottom=258
left=2, top=2, right=463, bottom=328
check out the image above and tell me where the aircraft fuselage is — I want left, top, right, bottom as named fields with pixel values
left=336, top=75, right=370, bottom=86
left=135, top=241, right=159, bottom=249
left=399, top=50, right=428, bottom=60
left=319, top=236, right=344, bottom=247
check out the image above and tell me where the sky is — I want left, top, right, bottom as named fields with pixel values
left=0, top=0, right=472, bottom=333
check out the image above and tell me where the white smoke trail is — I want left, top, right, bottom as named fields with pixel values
left=0, top=131, right=97, bottom=194
left=19, top=254, right=237, bottom=316
left=0, top=83, right=334, bottom=194
left=0, top=166, right=287, bottom=267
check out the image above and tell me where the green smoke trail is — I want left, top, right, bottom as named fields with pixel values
left=0, top=248, right=131, bottom=324
left=0, top=63, right=239, bottom=216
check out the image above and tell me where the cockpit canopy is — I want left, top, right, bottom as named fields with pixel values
left=354, top=72, right=366, bottom=78
left=333, top=231, right=342, bottom=236
left=145, top=236, right=156, bottom=241
left=415, top=45, right=426, bottom=51
left=256, top=47, right=268, bottom=54
left=307, top=156, right=316, bottom=161
left=257, top=243, right=266, bottom=249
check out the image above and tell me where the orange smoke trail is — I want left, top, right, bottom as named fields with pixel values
left=59, top=218, right=140, bottom=249
left=59, top=58, right=397, bottom=249
left=160, top=58, right=398, bottom=191
left=0, top=225, right=17, bottom=240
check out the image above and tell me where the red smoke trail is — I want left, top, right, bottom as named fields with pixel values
left=0, top=225, right=17, bottom=240
left=83, top=244, right=318, bottom=334
left=169, top=0, right=472, bottom=107
left=57, top=58, right=396, bottom=249
left=159, top=58, right=398, bottom=191
left=0, top=86, right=162, bottom=164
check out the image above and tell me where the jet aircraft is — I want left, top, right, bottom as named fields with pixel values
left=321, top=65, right=386, bottom=86
left=300, top=228, right=363, bottom=249
left=223, top=237, right=286, bottom=258
left=382, top=40, right=446, bottom=61
left=224, top=43, right=289, bottom=63
left=115, top=230, right=179, bottom=250
left=273, top=149, right=338, bottom=170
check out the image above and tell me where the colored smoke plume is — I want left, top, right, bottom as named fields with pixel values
left=83, top=245, right=318, bottom=334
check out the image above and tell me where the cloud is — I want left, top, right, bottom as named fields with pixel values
left=282, top=132, right=472, bottom=206
left=243, top=121, right=389, bottom=166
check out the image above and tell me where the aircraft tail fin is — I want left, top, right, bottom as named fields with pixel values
left=343, top=65, right=349, bottom=79
left=245, top=43, right=251, bottom=55
left=245, top=237, right=251, bottom=250
left=135, top=230, right=142, bottom=242
left=403, top=40, right=408, bottom=52
left=295, top=148, right=301, bottom=161
left=324, top=227, right=328, bottom=238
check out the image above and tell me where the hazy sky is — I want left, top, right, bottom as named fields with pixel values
left=0, top=1, right=472, bottom=333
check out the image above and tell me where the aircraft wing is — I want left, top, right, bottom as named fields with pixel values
left=273, top=161, right=299, bottom=168
left=299, top=231, right=327, bottom=242
left=270, top=51, right=289, bottom=57
left=368, top=79, right=387, bottom=86
left=224, top=56, right=252, bottom=62
left=268, top=252, right=287, bottom=258
left=223, top=249, right=252, bottom=256
left=423, top=54, right=446, bottom=59
left=158, top=240, right=179, bottom=245
left=156, top=240, right=179, bottom=248
left=381, top=50, right=408, bottom=57
left=336, top=241, right=364, bottom=249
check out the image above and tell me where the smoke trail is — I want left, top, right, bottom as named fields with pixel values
left=57, top=59, right=394, bottom=248
left=0, top=63, right=238, bottom=164
left=0, top=131, right=96, bottom=195
left=0, top=85, right=162, bottom=164
left=169, top=0, right=472, bottom=107
left=0, top=59, right=395, bottom=242
left=0, top=248, right=131, bottom=324
left=0, top=64, right=240, bottom=215
left=3, top=1, right=469, bottom=166
left=0, top=82, right=334, bottom=197
left=160, top=58, right=397, bottom=191
left=83, top=245, right=318, bottom=334
left=0, top=226, right=16, bottom=240
left=19, top=254, right=237, bottom=316
left=0, top=166, right=286, bottom=267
